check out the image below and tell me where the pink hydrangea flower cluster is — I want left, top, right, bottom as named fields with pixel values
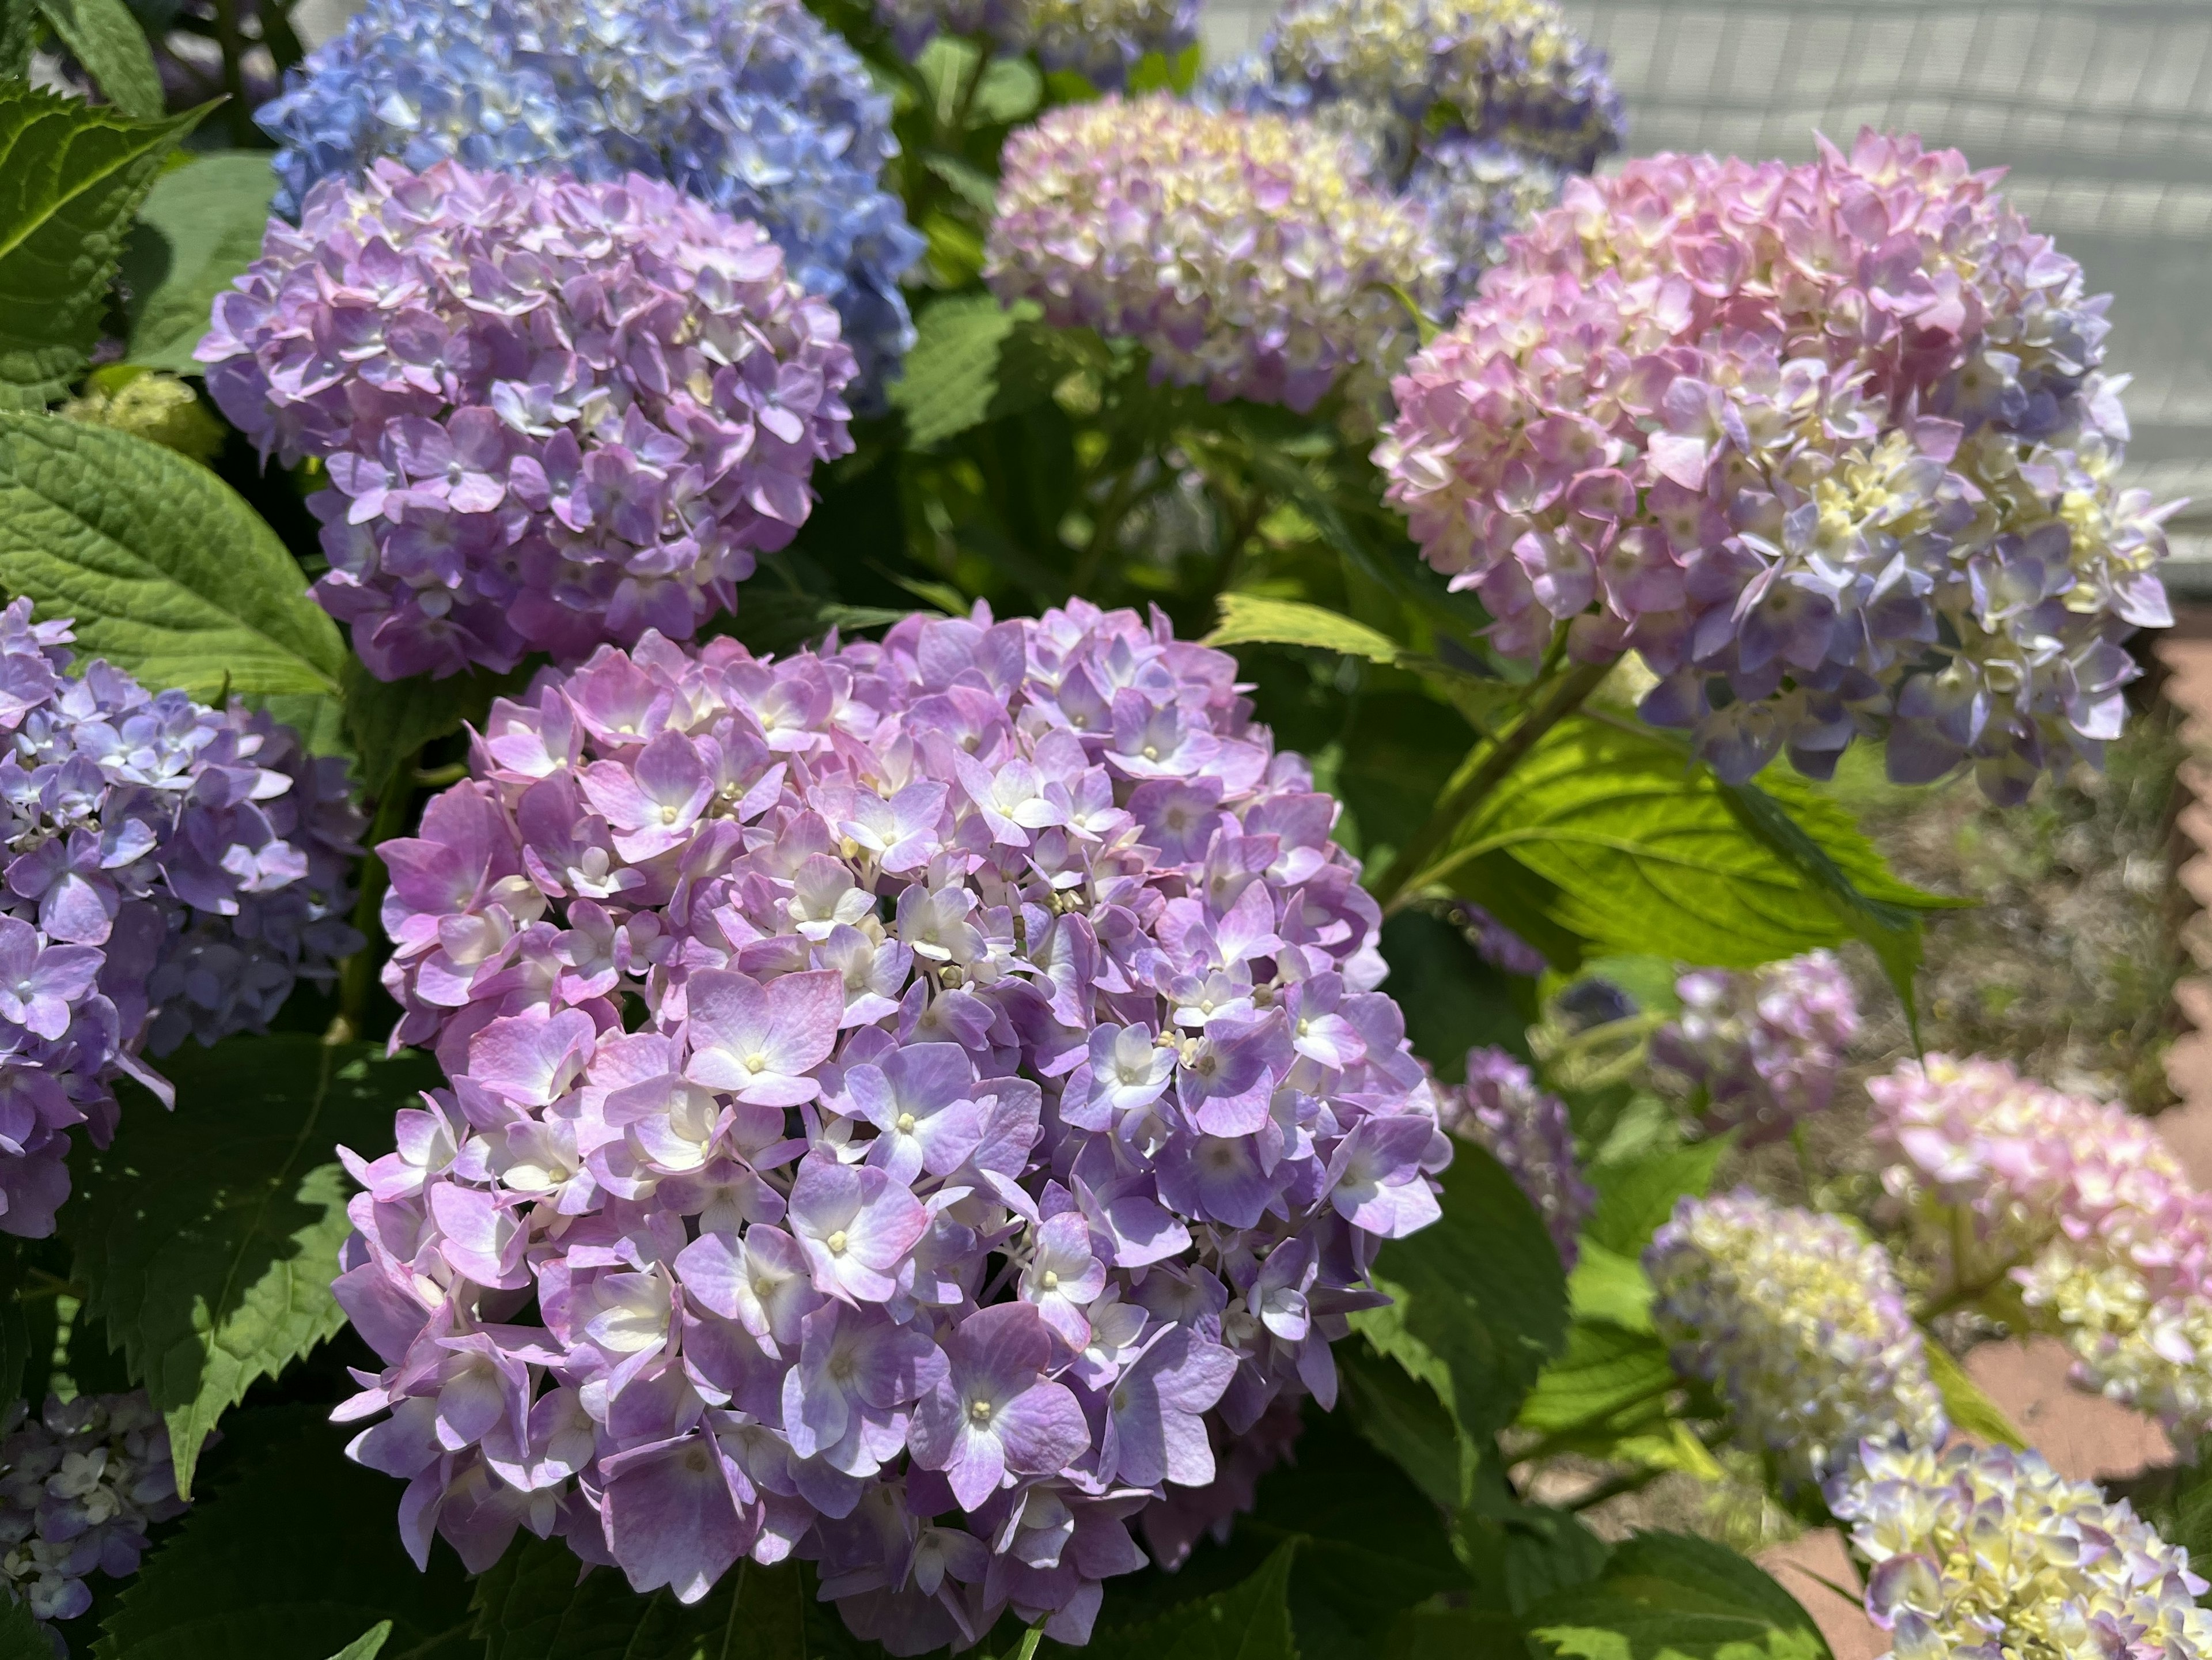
left=1377, top=130, right=2175, bottom=800
left=333, top=601, right=1445, bottom=1650
left=1870, top=1054, right=2212, bottom=1436
left=1436, top=1045, right=1589, bottom=1266
left=199, top=160, right=857, bottom=683
left=1649, top=950, right=1858, bottom=1145
left=0, top=601, right=362, bottom=1238
left=986, top=96, right=1443, bottom=417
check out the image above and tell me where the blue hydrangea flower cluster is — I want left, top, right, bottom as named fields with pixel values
left=199, top=161, right=857, bottom=682
left=0, top=1392, right=186, bottom=1631
left=1400, top=134, right=1563, bottom=316
left=335, top=602, right=1444, bottom=1649
left=1211, top=0, right=1620, bottom=172
left=874, top=0, right=1199, bottom=90
left=0, top=601, right=363, bottom=1238
left=255, top=0, right=923, bottom=398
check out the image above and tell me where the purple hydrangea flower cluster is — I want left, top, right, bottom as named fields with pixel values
left=256, top=0, right=923, bottom=398
left=0, top=601, right=362, bottom=1238
left=1835, top=1440, right=2212, bottom=1657
left=0, top=1391, right=187, bottom=1630
left=986, top=96, right=1443, bottom=418
left=1648, top=950, right=1858, bottom=1146
left=1645, top=1190, right=1946, bottom=1489
left=1377, top=131, right=2176, bottom=801
left=1870, top=1054, right=2212, bottom=1438
left=198, top=161, right=857, bottom=684
left=873, top=0, right=1198, bottom=91
left=1436, top=1046, right=1589, bottom=1266
left=1134, top=1393, right=1302, bottom=1572
left=333, top=602, right=1445, bottom=1649
left=1213, top=0, right=1621, bottom=175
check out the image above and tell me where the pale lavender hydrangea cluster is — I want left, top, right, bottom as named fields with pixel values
left=1871, top=1055, right=2212, bottom=1438
left=199, top=161, right=857, bottom=683
left=873, top=0, right=1198, bottom=90
left=0, top=1392, right=187, bottom=1631
left=333, top=601, right=1445, bottom=1649
left=0, top=601, right=362, bottom=1239
left=1835, top=1440, right=2212, bottom=1659
left=1437, top=1046, right=1588, bottom=1266
left=986, top=96, right=1442, bottom=417
left=1645, top=1189, right=1946, bottom=1489
left=1649, top=951, right=1858, bottom=1145
left=1378, top=131, right=2176, bottom=801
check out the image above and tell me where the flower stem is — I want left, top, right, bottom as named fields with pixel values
left=1370, top=653, right=1616, bottom=911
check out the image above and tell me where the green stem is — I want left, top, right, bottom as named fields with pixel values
left=1068, top=465, right=1146, bottom=599
left=941, top=39, right=987, bottom=140
left=210, top=0, right=252, bottom=145
left=1563, top=1464, right=1663, bottom=1514
left=1370, top=653, right=1617, bottom=911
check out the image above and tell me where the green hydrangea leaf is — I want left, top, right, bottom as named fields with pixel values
left=60, top=1038, right=445, bottom=1497
left=0, top=413, right=343, bottom=699
left=33, top=0, right=164, bottom=116
left=328, top=1623, right=393, bottom=1660
left=1526, top=1532, right=1832, bottom=1660
left=471, top=1537, right=865, bottom=1660
left=0, top=84, right=200, bottom=407
left=119, top=150, right=277, bottom=372
left=1435, top=717, right=1895, bottom=969
left=1922, top=1340, right=2026, bottom=1449
left=1057, top=1540, right=1298, bottom=1660
left=1205, top=594, right=1404, bottom=665
left=93, top=1407, right=475, bottom=1660
left=890, top=293, right=1041, bottom=448
left=342, top=657, right=518, bottom=800
left=1353, top=1142, right=1569, bottom=1449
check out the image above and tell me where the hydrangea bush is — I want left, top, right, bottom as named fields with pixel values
left=0, top=9, right=2196, bottom=1659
